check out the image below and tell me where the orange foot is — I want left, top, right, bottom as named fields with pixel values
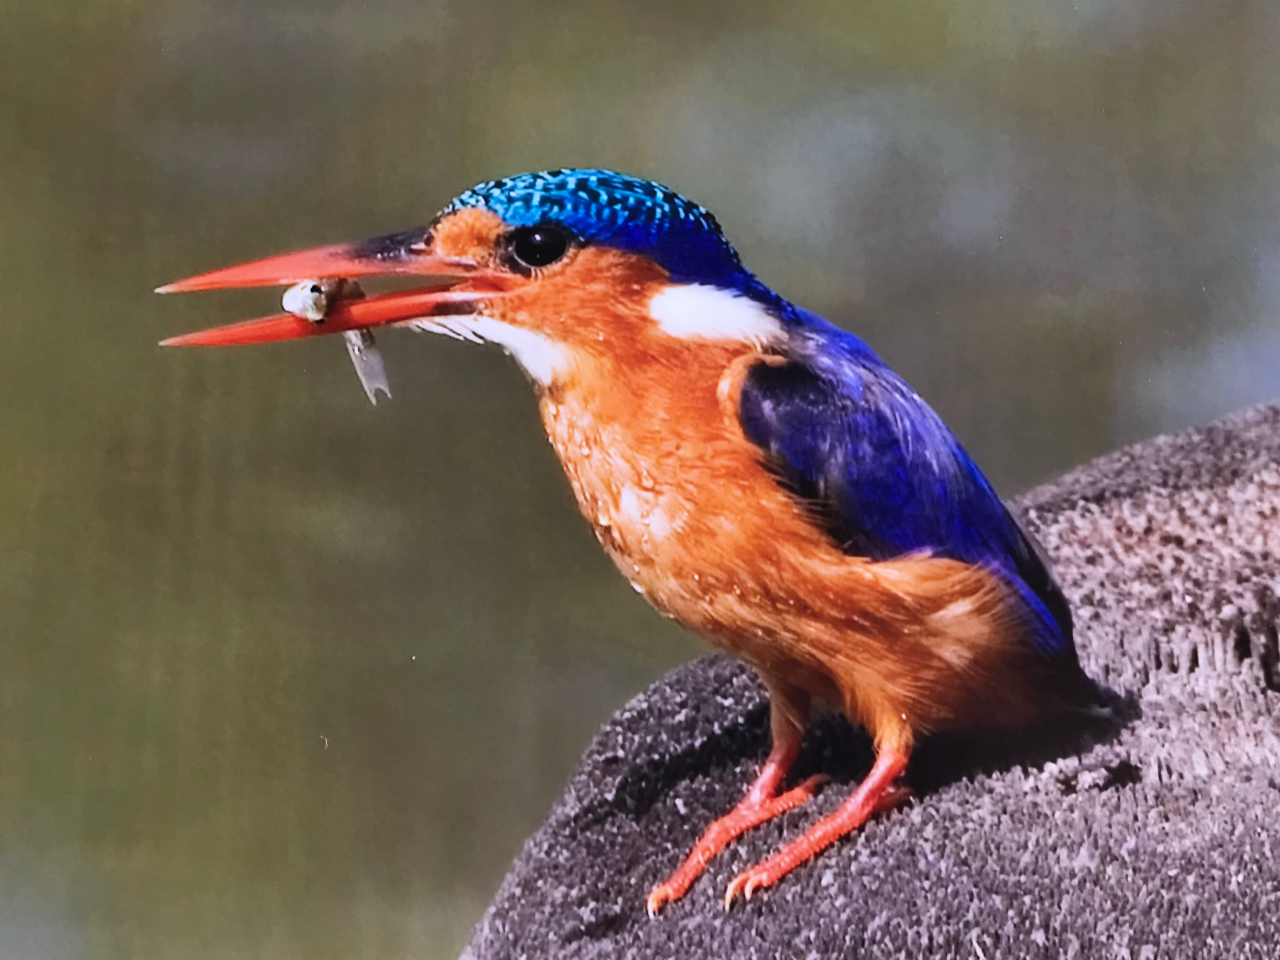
left=723, top=749, right=911, bottom=908
left=646, top=773, right=827, bottom=917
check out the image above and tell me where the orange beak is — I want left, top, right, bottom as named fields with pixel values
left=157, top=227, right=509, bottom=347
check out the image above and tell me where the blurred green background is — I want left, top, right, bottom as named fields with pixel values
left=2, top=0, right=1277, bottom=957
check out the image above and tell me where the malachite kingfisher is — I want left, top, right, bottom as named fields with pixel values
left=158, top=169, right=1102, bottom=914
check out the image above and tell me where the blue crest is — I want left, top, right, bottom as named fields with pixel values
left=439, top=169, right=772, bottom=298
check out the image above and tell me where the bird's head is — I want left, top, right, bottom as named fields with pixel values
left=159, top=169, right=792, bottom=390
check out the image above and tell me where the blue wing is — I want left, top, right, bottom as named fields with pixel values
left=738, top=310, right=1074, bottom=662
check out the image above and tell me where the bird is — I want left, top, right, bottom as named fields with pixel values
left=158, top=168, right=1101, bottom=915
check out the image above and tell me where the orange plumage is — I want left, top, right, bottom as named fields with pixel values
left=525, top=252, right=1059, bottom=751
left=159, top=168, right=1096, bottom=914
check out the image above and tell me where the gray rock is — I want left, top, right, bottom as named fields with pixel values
left=462, top=403, right=1280, bottom=960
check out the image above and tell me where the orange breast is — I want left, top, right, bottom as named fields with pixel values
left=541, top=342, right=828, bottom=618
left=537, top=328, right=1054, bottom=749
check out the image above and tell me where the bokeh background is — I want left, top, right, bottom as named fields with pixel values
left=2, top=0, right=1278, bottom=957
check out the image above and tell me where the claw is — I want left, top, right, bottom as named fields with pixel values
left=645, top=888, right=667, bottom=919
left=721, top=865, right=778, bottom=911
left=723, top=867, right=771, bottom=909
left=723, top=873, right=746, bottom=909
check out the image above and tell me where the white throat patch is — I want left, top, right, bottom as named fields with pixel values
left=409, top=315, right=568, bottom=386
left=648, top=284, right=784, bottom=347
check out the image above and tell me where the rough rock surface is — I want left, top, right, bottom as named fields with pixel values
left=462, top=403, right=1280, bottom=960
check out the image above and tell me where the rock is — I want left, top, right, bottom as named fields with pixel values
left=461, top=403, right=1280, bottom=960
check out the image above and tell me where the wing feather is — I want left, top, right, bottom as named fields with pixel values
left=738, top=314, right=1074, bottom=662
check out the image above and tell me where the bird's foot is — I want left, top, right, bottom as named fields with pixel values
left=645, top=774, right=827, bottom=917
left=723, top=752, right=910, bottom=909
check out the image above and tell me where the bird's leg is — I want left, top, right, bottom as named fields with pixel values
left=647, top=686, right=823, bottom=917
left=723, top=743, right=910, bottom=907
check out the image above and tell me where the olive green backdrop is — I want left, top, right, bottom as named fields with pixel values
left=2, top=0, right=1277, bottom=957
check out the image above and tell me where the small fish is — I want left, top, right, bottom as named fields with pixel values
left=282, top=279, right=392, bottom=404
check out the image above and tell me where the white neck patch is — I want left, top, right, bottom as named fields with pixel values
left=409, top=316, right=569, bottom=386
left=648, top=284, right=784, bottom=347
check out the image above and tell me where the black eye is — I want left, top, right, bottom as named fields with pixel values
left=507, top=225, right=570, bottom=269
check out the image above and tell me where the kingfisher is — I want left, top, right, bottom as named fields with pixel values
left=158, top=169, right=1100, bottom=914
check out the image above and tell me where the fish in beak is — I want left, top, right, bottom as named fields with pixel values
left=280, top=278, right=392, bottom=404
left=157, top=228, right=511, bottom=402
